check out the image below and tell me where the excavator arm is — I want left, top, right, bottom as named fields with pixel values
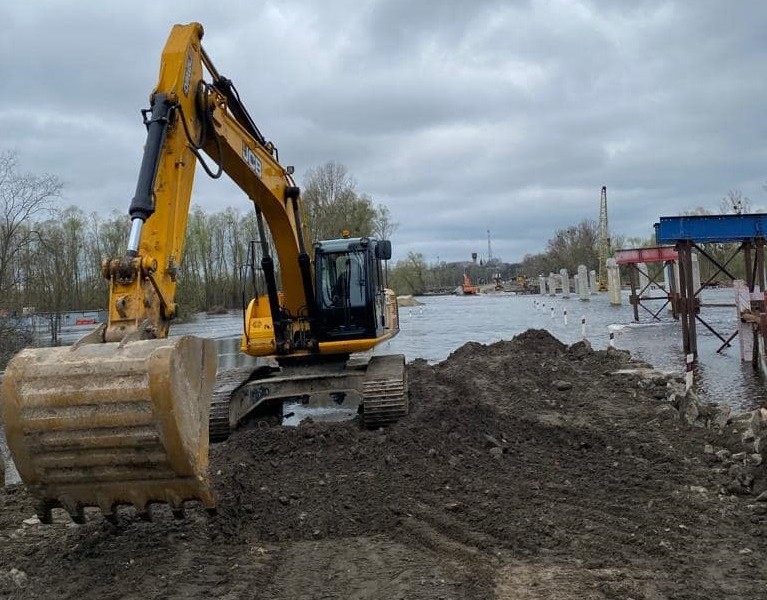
left=105, top=22, right=313, bottom=349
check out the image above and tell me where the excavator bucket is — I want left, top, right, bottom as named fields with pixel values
left=1, top=335, right=217, bottom=522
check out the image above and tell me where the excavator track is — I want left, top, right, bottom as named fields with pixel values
left=209, top=367, right=256, bottom=442
left=361, top=354, right=408, bottom=428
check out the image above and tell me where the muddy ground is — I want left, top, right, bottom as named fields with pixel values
left=1, top=330, right=766, bottom=599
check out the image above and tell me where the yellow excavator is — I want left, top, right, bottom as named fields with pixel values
left=1, top=22, right=405, bottom=523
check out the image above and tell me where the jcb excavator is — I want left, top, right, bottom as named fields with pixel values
left=1, top=23, right=406, bottom=523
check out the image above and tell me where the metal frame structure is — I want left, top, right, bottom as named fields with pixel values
left=614, top=246, right=679, bottom=322
left=655, top=214, right=767, bottom=361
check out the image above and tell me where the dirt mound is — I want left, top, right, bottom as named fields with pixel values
left=1, top=330, right=767, bottom=599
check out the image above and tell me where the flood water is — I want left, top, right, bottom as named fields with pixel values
left=166, top=287, right=765, bottom=413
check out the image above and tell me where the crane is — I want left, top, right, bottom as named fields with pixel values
left=597, top=185, right=611, bottom=292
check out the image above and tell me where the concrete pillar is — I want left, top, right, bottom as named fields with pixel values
left=607, top=258, right=621, bottom=305
left=637, top=262, right=650, bottom=299
left=560, top=268, right=570, bottom=299
left=538, top=275, right=547, bottom=295
left=589, top=270, right=597, bottom=295
left=548, top=273, right=557, bottom=296
left=735, top=280, right=753, bottom=362
left=692, top=252, right=701, bottom=295
left=577, top=265, right=589, bottom=300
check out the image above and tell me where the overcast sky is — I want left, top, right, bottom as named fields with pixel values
left=1, top=0, right=765, bottom=264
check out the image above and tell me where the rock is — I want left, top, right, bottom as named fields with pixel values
left=704, top=444, right=714, bottom=455
left=9, top=568, right=28, bottom=588
left=715, top=449, right=731, bottom=462
left=675, top=391, right=700, bottom=425
left=489, top=447, right=503, bottom=459
left=567, top=340, right=592, bottom=359
left=483, top=434, right=504, bottom=449
left=655, top=404, right=678, bottom=420
left=22, top=516, right=40, bottom=526
left=731, top=452, right=747, bottom=462
left=711, top=405, right=731, bottom=431
left=748, top=454, right=763, bottom=466
left=551, top=380, right=572, bottom=391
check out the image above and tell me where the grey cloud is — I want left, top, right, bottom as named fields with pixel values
left=1, top=0, right=766, bottom=265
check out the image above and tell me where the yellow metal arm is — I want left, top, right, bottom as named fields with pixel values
left=103, top=22, right=310, bottom=343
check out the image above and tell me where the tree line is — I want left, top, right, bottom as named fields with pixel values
left=0, top=153, right=395, bottom=321
left=1, top=147, right=758, bottom=322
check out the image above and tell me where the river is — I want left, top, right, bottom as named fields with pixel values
left=160, top=287, right=765, bottom=412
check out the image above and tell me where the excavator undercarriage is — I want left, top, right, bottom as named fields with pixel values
left=209, top=353, right=408, bottom=442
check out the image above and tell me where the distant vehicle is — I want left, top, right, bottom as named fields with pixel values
left=462, top=273, right=479, bottom=295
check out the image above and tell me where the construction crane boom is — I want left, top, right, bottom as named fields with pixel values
left=597, top=185, right=611, bottom=291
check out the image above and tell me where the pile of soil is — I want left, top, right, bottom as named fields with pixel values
left=1, top=329, right=766, bottom=599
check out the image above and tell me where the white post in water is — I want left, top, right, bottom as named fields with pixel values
left=581, top=316, right=587, bottom=338
left=560, top=269, right=570, bottom=299
left=664, top=263, right=674, bottom=314
left=685, top=353, right=694, bottom=391
left=563, top=308, right=568, bottom=325
left=577, top=265, right=589, bottom=300
left=589, top=269, right=598, bottom=295
left=548, top=273, right=558, bottom=296
left=637, top=262, right=650, bottom=298
left=607, top=258, right=621, bottom=305
left=735, top=280, right=752, bottom=362
left=550, top=306, right=555, bottom=320
left=609, top=330, right=616, bottom=348
left=692, top=252, right=701, bottom=295
left=539, top=275, right=547, bottom=295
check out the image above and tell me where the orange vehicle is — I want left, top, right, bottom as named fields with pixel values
left=462, top=273, right=479, bottom=295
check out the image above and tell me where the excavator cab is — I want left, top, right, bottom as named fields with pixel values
left=315, top=236, right=392, bottom=342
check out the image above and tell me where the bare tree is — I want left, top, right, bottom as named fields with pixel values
left=0, top=151, right=61, bottom=307
left=373, top=204, right=399, bottom=241
left=720, top=190, right=751, bottom=215
left=302, top=161, right=377, bottom=241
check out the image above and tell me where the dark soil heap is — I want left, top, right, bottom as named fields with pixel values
left=1, top=330, right=766, bottom=599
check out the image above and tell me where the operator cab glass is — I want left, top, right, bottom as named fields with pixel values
left=314, top=237, right=388, bottom=342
